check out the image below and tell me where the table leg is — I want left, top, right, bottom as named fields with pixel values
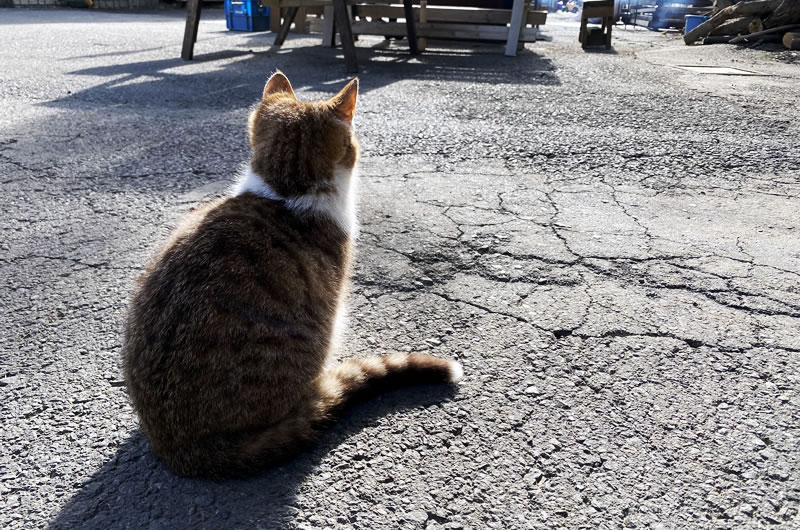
left=333, top=0, right=358, bottom=73
left=505, top=0, right=526, bottom=57
left=322, top=5, right=336, bottom=47
left=418, top=0, right=427, bottom=52
left=269, top=3, right=281, bottom=33
left=181, top=0, right=203, bottom=61
left=403, top=0, right=419, bottom=55
left=274, top=7, right=299, bottom=46
left=295, top=7, right=308, bottom=34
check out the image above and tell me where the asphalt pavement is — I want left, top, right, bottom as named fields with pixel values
left=1, top=7, right=799, bottom=529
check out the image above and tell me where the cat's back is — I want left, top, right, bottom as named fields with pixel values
left=123, top=194, right=351, bottom=430
left=127, top=193, right=350, bottom=347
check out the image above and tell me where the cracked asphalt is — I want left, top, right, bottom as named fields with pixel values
left=2, top=7, right=799, bottom=530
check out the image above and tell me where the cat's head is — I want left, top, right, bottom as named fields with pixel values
left=248, top=71, right=360, bottom=198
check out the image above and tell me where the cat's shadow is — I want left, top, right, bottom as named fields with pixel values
left=48, top=384, right=458, bottom=529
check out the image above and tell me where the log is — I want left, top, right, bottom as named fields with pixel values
left=729, top=23, right=800, bottom=42
left=703, top=35, right=736, bottom=44
left=784, top=31, right=800, bottom=49
left=711, top=16, right=755, bottom=36
left=764, top=0, right=800, bottom=28
left=684, top=0, right=781, bottom=44
left=748, top=17, right=764, bottom=33
left=704, top=33, right=783, bottom=43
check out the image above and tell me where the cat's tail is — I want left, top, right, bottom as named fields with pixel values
left=317, top=353, right=464, bottom=415
left=230, top=354, right=462, bottom=474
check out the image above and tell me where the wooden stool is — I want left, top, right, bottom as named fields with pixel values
left=579, top=0, right=613, bottom=49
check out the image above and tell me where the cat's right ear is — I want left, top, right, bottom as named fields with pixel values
left=330, top=78, right=359, bottom=125
left=263, top=71, right=296, bottom=99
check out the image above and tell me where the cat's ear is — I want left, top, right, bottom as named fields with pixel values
left=263, top=71, right=296, bottom=99
left=330, top=78, right=359, bottom=124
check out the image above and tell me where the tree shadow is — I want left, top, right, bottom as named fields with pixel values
left=48, top=384, right=458, bottom=529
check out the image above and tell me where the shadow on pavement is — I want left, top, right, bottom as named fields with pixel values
left=582, top=46, right=619, bottom=54
left=1, top=9, right=188, bottom=25
left=44, top=36, right=559, bottom=112
left=48, top=384, right=458, bottom=529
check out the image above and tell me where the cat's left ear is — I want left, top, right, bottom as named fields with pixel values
left=263, top=71, right=296, bottom=99
left=330, top=78, right=359, bottom=125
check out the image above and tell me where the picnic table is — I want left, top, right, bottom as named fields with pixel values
left=181, top=0, right=547, bottom=72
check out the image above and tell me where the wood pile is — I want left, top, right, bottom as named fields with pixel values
left=684, top=0, right=800, bottom=48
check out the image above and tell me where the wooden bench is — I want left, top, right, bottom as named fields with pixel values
left=579, top=0, right=614, bottom=49
left=345, top=2, right=546, bottom=51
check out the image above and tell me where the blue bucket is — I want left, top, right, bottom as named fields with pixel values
left=685, top=15, right=708, bottom=34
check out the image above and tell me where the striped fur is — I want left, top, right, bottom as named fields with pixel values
left=122, top=72, right=463, bottom=479
left=164, top=354, right=462, bottom=478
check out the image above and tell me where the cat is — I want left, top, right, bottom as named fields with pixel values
left=122, top=71, right=463, bottom=479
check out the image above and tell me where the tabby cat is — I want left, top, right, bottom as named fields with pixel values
left=122, top=72, right=463, bottom=478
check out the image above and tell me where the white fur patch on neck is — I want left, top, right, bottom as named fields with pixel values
left=232, top=166, right=359, bottom=239
left=232, top=166, right=282, bottom=200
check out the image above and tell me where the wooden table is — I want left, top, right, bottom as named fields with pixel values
left=181, top=0, right=540, bottom=73
left=181, top=0, right=414, bottom=73
left=271, top=0, right=419, bottom=73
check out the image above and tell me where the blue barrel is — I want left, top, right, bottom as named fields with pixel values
left=685, top=15, right=708, bottom=34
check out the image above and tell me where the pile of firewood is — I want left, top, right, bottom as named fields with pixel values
left=684, top=0, right=800, bottom=48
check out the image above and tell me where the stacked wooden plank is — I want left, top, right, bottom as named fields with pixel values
left=347, top=4, right=547, bottom=42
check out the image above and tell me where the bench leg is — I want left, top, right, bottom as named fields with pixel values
left=579, top=16, right=587, bottom=47
left=181, top=0, right=202, bottom=61
left=333, top=0, right=358, bottom=73
left=274, top=7, right=299, bottom=46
